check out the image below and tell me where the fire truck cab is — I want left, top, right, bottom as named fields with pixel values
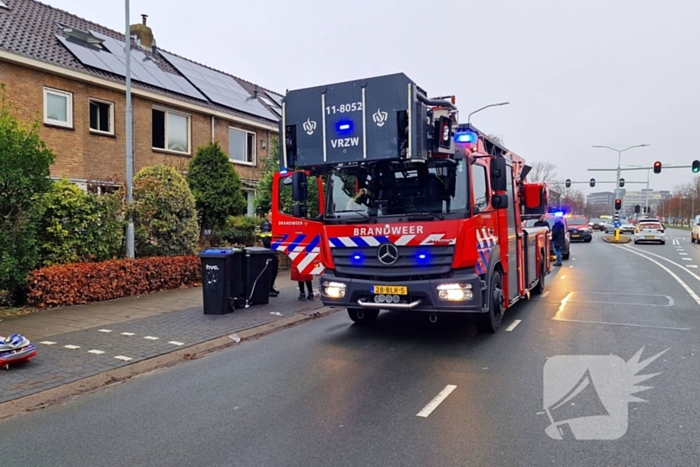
left=272, top=73, right=549, bottom=333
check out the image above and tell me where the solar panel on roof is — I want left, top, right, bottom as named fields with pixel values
left=266, top=92, right=283, bottom=107
left=57, top=30, right=206, bottom=101
left=160, top=51, right=278, bottom=121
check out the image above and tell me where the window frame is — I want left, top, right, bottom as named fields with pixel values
left=471, top=162, right=490, bottom=211
left=151, top=106, right=192, bottom=155
left=228, top=126, right=257, bottom=166
left=88, top=98, right=115, bottom=136
left=43, top=87, right=73, bottom=128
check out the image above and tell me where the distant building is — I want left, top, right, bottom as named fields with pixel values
left=586, top=191, right=615, bottom=217
left=621, top=189, right=672, bottom=215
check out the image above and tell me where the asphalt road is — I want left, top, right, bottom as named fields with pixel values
left=1, top=230, right=699, bottom=466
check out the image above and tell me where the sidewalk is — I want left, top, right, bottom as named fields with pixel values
left=0, top=275, right=328, bottom=407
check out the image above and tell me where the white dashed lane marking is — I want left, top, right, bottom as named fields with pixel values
left=64, top=345, right=80, bottom=350
left=688, top=265, right=698, bottom=269
left=114, top=356, right=133, bottom=362
left=505, top=320, right=522, bottom=332
left=416, top=385, right=457, bottom=418
left=88, top=350, right=105, bottom=355
left=39, top=341, right=56, bottom=345
left=121, top=332, right=135, bottom=336
left=168, top=341, right=185, bottom=346
left=97, top=329, right=112, bottom=333
left=144, top=336, right=159, bottom=340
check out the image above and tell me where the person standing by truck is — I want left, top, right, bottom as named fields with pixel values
left=260, top=211, right=280, bottom=297
left=551, top=218, right=566, bottom=266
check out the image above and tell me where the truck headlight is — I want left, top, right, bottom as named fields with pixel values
left=322, top=281, right=346, bottom=299
left=436, top=283, right=472, bottom=301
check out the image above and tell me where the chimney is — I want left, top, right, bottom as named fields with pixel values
left=130, top=14, right=154, bottom=50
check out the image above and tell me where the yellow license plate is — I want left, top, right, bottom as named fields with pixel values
left=373, top=285, right=408, bottom=295
left=645, top=235, right=655, bottom=239
left=571, top=234, right=579, bottom=238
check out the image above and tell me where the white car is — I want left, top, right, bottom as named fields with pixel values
left=692, top=215, right=700, bottom=243
left=633, top=221, right=665, bottom=244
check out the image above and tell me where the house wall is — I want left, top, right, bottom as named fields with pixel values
left=0, top=61, right=271, bottom=189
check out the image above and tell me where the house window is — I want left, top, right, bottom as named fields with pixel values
left=89, top=99, right=114, bottom=134
left=44, top=88, right=73, bottom=128
left=229, top=127, right=256, bottom=164
left=152, top=108, right=190, bottom=153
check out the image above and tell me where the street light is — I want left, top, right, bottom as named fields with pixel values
left=628, top=164, right=650, bottom=214
left=125, top=0, right=134, bottom=258
left=592, top=144, right=650, bottom=200
left=467, top=102, right=510, bottom=125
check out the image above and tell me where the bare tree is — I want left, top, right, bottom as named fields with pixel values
left=527, top=161, right=558, bottom=184
left=487, top=134, right=505, bottom=145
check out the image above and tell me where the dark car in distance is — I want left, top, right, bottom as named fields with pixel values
left=567, top=215, right=592, bottom=242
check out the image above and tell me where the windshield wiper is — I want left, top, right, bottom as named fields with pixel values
left=331, top=210, right=377, bottom=223
left=407, top=210, right=444, bottom=221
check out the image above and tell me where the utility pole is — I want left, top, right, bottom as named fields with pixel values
left=125, top=0, right=134, bottom=259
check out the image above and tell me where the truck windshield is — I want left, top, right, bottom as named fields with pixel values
left=325, top=159, right=468, bottom=219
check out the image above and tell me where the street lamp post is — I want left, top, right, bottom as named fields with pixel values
left=467, top=102, right=510, bottom=125
left=628, top=165, right=651, bottom=214
left=592, top=145, right=650, bottom=200
left=125, top=0, right=134, bottom=258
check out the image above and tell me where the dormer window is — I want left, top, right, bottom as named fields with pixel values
left=56, top=22, right=105, bottom=50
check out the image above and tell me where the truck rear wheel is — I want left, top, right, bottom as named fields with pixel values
left=475, top=270, right=504, bottom=333
left=348, top=308, right=379, bottom=324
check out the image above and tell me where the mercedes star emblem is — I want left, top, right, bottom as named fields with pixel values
left=377, top=243, right=399, bottom=265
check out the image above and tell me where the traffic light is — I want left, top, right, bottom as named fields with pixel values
left=653, top=161, right=662, bottom=174
left=589, top=178, right=596, bottom=188
left=693, top=160, right=700, bottom=173
left=614, top=198, right=622, bottom=211
left=565, top=179, right=571, bottom=188
left=634, top=204, right=640, bottom=214
left=619, top=178, right=625, bottom=188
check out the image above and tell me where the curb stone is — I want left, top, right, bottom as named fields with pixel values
left=0, top=307, right=338, bottom=420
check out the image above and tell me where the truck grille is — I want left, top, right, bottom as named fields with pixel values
left=332, top=245, right=454, bottom=279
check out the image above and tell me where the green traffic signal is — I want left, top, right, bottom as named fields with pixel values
left=692, top=160, right=700, bottom=173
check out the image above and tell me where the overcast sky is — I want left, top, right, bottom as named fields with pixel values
left=49, top=0, right=700, bottom=194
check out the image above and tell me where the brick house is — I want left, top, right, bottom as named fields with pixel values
left=0, top=0, right=282, bottom=215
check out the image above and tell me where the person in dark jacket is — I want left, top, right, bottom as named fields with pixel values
left=551, top=218, right=566, bottom=266
left=534, top=215, right=550, bottom=230
left=260, top=211, right=279, bottom=297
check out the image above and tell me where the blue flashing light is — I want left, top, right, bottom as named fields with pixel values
left=415, top=251, right=430, bottom=265
left=455, top=132, right=476, bottom=143
left=554, top=211, right=564, bottom=217
left=418, top=254, right=427, bottom=260
left=351, top=253, right=363, bottom=264
left=336, top=120, right=354, bottom=134
left=280, top=168, right=288, bottom=175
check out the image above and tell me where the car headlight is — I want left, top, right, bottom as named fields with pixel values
left=436, top=283, right=473, bottom=301
left=322, top=281, right=346, bottom=298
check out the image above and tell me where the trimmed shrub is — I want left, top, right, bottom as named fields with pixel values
left=36, top=178, right=124, bottom=266
left=214, top=215, right=264, bottom=246
left=187, top=142, right=246, bottom=238
left=131, top=165, right=199, bottom=257
left=26, top=256, right=201, bottom=308
left=0, top=85, right=56, bottom=302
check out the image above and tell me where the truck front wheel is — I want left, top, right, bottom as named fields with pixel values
left=348, top=308, right=379, bottom=324
left=475, top=270, right=504, bottom=333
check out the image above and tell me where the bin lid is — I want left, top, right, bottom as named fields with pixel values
left=199, top=248, right=242, bottom=258
left=245, top=247, right=276, bottom=255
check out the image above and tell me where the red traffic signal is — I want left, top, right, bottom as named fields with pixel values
left=653, top=161, right=662, bottom=174
left=614, top=199, right=622, bottom=211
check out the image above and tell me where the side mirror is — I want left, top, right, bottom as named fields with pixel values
left=293, top=204, right=307, bottom=218
left=492, top=193, right=509, bottom=210
left=490, top=157, right=507, bottom=192
left=292, top=171, right=307, bottom=202
left=282, top=177, right=293, bottom=186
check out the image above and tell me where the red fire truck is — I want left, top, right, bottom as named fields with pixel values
left=272, top=73, right=550, bottom=332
